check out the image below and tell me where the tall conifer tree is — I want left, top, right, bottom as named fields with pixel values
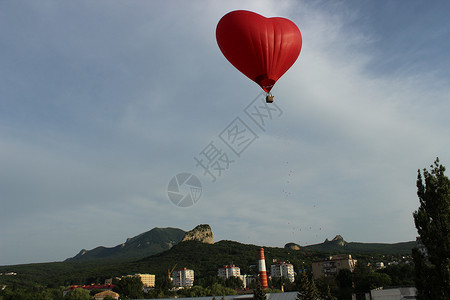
left=253, top=281, right=266, bottom=300
left=413, top=158, right=450, bottom=300
left=296, top=269, right=319, bottom=300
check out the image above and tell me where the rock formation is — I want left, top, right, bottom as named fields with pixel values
left=284, top=242, right=301, bottom=250
left=182, top=224, right=214, bottom=244
left=329, top=235, right=346, bottom=246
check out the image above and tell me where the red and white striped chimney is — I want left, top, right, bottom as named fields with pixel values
left=258, top=248, right=268, bottom=289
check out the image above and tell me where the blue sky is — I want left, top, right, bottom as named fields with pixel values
left=1, top=0, right=449, bottom=266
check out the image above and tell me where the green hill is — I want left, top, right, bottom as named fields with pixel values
left=302, top=235, right=417, bottom=254
left=0, top=239, right=417, bottom=288
left=0, top=240, right=316, bottom=287
left=0, top=227, right=418, bottom=288
left=65, top=227, right=186, bottom=262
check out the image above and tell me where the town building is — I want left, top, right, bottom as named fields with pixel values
left=218, top=265, right=241, bottom=278
left=172, top=268, right=194, bottom=287
left=123, top=273, right=156, bottom=291
left=144, top=291, right=299, bottom=300
left=311, top=254, right=357, bottom=280
left=62, top=285, right=115, bottom=297
left=240, top=274, right=256, bottom=289
left=94, top=290, right=119, bottom=300
left=134, top=273, right=156, bottom=288
left=270, top=261, right=295, bottom=283
left=353, top=286, right=417, bottom=300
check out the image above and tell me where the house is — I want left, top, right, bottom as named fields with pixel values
left=240, top=274, right=256, bottom=289
left=172, top=268, right=194, bottom=288
left=218, top=265, right=241, bottom=278
left=311, top=254, right=357, bottom=279
left=353, top=286, right=417, bottom=300
left=145, top=291, right=298, bottom=300
left=94, top=290, right=119, bottom=300
left=129, top=273, right=156, bottom=288
left=270, top=261, right=295, bottom=283
left=62, top=284, right=115, bottom=297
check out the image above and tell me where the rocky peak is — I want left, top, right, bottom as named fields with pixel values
left=284, top=242, right=301, bottom=250
left=182, top=224, right=214, bottom=244
left=325, top=235, right=346, bottom=246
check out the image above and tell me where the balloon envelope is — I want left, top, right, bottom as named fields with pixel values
left=216, top=10, right=302, bottom=92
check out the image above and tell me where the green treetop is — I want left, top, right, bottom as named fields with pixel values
left=413, top=158, right=450, bottom=300
left=253, top=281, right=267, bottom=300
left=296, top=269, right=319, bottom=300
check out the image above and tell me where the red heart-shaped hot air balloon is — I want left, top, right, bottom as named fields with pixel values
left=216, top=10, right=302, bottom=94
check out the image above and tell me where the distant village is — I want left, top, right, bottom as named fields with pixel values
left=44, top=248, right=415, bottom=300
left=1, top=226, right=422, bottom=299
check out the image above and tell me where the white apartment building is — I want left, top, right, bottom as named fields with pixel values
left=270, top=261, right=295, bottom=283
left=172, top=268, right=194, bottom=287
left=218, top=265, right=241, bottom=278
left=240, top=274, right=256, bottom=289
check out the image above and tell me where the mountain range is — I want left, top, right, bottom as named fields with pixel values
left=65, top=227, right=186, bottom=262
left=65, top=224, right=214, bottom=262
left=0, top=224, right=418, bottom=287
left=66, top=225, right=416, bottom=263
left=286, top=234, right=417, bottom=254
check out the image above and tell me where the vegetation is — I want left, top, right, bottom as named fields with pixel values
left=378, top=263, right=414, bottom=286
left=253, top=282, right=266, bottom=300
left=352, top=262, right=391, bottom=298
left=66, top=227, right=186, bottom=262
left=296, top=269, right=319, bottom=300
left=333, top=268, right=353, bottom=299
left=178, top=283, right=237, bottom=298
left=113, top=275, right=144, bottom=299
left=413, top=158, right=450, bottom=300
left=304, top=237, right=416, bottom=255
left=0, top=262, right=415, bottom=299
left=0, top=286, right=63, bottom=300
left=0, top=239, right=417, bottom=299
left=65, top=288, right=92, bottom=300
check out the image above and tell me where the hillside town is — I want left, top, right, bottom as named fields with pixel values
left=48, top=247, right=416, bottom=300
left=0, top=224, right=424, bottom=300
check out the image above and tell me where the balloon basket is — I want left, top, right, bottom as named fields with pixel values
left=265, top=93, right=274, bottom=103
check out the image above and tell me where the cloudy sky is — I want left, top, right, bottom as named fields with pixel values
left=1, top=0, right=449, bottom=266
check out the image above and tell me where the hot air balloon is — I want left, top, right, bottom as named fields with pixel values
left=216, top=10, right=302, bottom=103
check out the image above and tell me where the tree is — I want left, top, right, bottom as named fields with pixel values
left=224, top=276, right=244, bottom=290
left=413, top=158, right=450, bottom=300
left=253, top=282, right=266, bottom=300
left=198, top=275, right=225, bottom=289
left=323, top=284, right=337, bottom=300
left=378, top=264, right=414, bottom=286
left=113, top=276, right=143, bottom=299
left=296, top=269, right=319, bottom=300
left=179, top=286, right=208, bottom=297
left=65, top=288, right=92, bottom=300
left=335, top=268, right=353, bottom=300
left=156, top=273, right=173, bottom=292
left=353, top=262, right=391, bottom=295
left=271, top=276, right=292, bottom=291
left=208, top=283, right=237, bottom=296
